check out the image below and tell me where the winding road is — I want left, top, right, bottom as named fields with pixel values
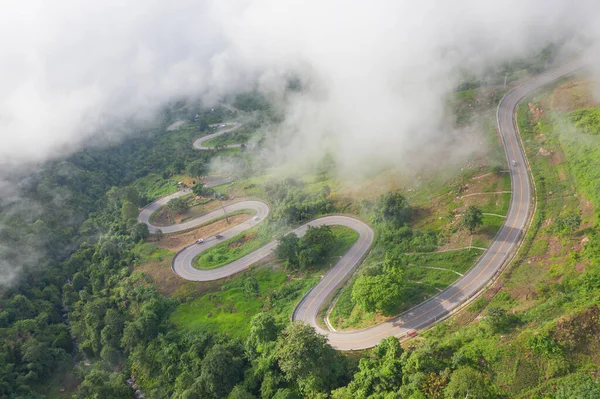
left=139, top=63, right=582, bottom=350
left=193, top=123, right=244, bottom=150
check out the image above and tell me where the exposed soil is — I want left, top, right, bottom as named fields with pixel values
left=550, top=150, right=564, bottom=166
left=151, top=198, right=223, bottom=226
left=338, top=169, right=405, bottom=201
left=150, top=214, right=252, bottom=253
left=529, top=103, right=544, bottom=122
left=229, top=232, right=257, bottom=248
left=551, top=79, right=600, bottom=111
left=548, top=237, right=563, bottom=256
left=137, top=254, right=276, bottom=298
left=575, top=261, right=587, bottom=273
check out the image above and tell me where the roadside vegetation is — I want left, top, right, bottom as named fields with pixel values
left=194, top=227, right=271, bottom=270
left=173, top=226, right=358, bottom=339
left=201, top=122, right=264, bottom=148
left=4, top=54, right=600, bottom=399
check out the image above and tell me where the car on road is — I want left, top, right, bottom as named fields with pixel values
left=196, top=239, right=204, bottom=244
left=253, top=216, right=259, bottom=221
left=215, top=234, right=223, bottom=239
left=512, top=160, right=517, bottom=166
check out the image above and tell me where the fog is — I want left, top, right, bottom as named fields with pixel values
left=1, top=0, right=600, bottom=287
left=0, top=0, right=597, bottom=170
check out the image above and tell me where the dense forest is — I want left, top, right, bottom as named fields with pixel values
left=3, top=72, right=600, bottom=399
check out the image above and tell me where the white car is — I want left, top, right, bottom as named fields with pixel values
left=512, top=160, right=517, bottom=166
left=196, top=239, right=204, bottom=244
left=254, top=216, right=260, bottom=221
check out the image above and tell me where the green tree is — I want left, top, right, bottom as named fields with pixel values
left=422, top=372, right=448, bottom=399
left=352, top=255, right=406, bottom=314
left=121, top=201, right=138, bottom=222
left=343, top=337, right=404, bottom=398
left=170, top=159, right=186, bottom=175
left=228, top=385, right=256, bottom=399
left=167, top=197, right=189, bottom=216
left=275, top=322, right=346, bottom=395
left=528, top=332, right=562, bottom=356
left=443, top=367, right=495, bottom=399
left=301, top=225, right=334, bottom=254
left=352, top=274, right=403, bottom=315
left=553, top=372, right=600, bottom=399
left=129, top=222, right=149, bottom=241
left=246, top=313, right=280, bottom=357
left=272, top=388, right=301, bottom=399
left=108, top=186, right=142, bottom=207
left=460, top=205, right=483, bottom=233
left=276, top=233, right=300, bottom=268
left=192, top=183, right=212, bottom=197
left=199, top=344, right=245, bottom=398
left=75, top=368, right=132, bottom=399
left=187, top=159, right=208, bottom=178
left=376, top=191, right=412, bottom=227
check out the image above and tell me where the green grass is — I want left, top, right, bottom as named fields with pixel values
left=201, top=124, right=257, bottom=147
left=193, top=227, right=271, bottom=270
left=330, top=248, right=482, bottom=330
left=406, top=248, right=481, bottom=274
left=132, top=173, right=182, bottom=201
left=171, top=226, right=360, bottom=338
left=480, top=192, right=511, bottom=215
left=170, top=267, right=290, bottom=339
left=569, top=108, right=600, bottom=135
left=134, top=242, right=173, bottom=263
left=431, top=87, right=600, bottom=395
left=194, top=223, right=360, bottom=271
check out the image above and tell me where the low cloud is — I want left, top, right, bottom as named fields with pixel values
left=2, top=0, right=600, bottom=286
left=0, top=1, right=598, bottom=171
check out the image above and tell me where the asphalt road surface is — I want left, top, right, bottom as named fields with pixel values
left=193, top=123, right=244, bottom=150
left=293, top=61, right=583, bottom=350
left=137, top=176, right=234, bottom=234
left=139, top=62, right=582, bottom=350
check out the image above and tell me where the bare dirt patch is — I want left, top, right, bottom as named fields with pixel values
left=551, top=79, right=600, bottom=111
left=137, top=258, right=188, bottom=297
left=529, top=103, right=544, bottom=122
left=338, top=169, right=405, bottom=201
left=137, top=257, right=251, bottom=299
left=151, top=198, right=222, bottom=226
left=550, top=150, right=564, bottom=166
left=137, top=214, right=254, bottom=296
left=151, top=214, right=252, bottom=253
left=229, top=232, right=257, bottom=248
left=548, top=237, right=563, bottom=256
left=580, top=199, right=595, bottom=228
left=538, top=147, right=552, bottom=157
left=575, top=261, right=587, bottom=273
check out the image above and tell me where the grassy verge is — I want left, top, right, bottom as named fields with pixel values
left=202, top=125, right=256, bottom=147
left=417, top=80, right=600, bottom=397
left=134, top=241, right=174, bottom=263
left=329, top=248, right=482, bottom=330
left=170, top=226, right=359, bottom=338
left=193, top=227, right=271, bottom=270
left=193, top=222, right=360, bottom=271
left=132, top=173, right=182, bottom=201
left=149, top=193, right=214, bottom=225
